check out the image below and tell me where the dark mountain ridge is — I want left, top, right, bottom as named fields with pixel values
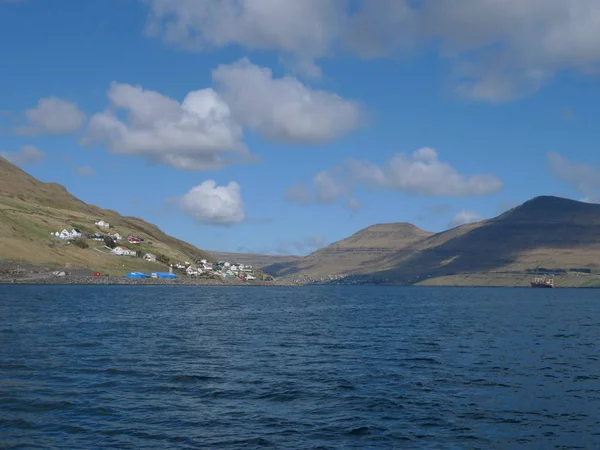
left=264, top=196, right=600, bottom=284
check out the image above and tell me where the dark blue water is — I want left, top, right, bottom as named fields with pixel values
left=1, top=286, right=599, bottom=449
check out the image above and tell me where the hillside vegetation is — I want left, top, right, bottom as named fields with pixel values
left=0, top=157, right=214, bottom=274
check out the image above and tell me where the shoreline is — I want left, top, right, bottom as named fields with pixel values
left=0, top=260, right=300, bottom=287
left=0, top=275, right=301, bottom=286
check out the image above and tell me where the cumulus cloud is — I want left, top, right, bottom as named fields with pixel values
left=144, top=0, right=342, bottom=77
left=287, top=148, right=502, bottom=207
left=212, top=58, right=361, bottom=142
left=348, top=148, right=503, bottom=196
left=547, top=152, right=600, bottom=200
left=82, top=59, right=359, bottom=170
left=449, top=210, right=482, bottom=229
left=75, top=165, right=94, bottom=176
left=1, top=145, right=45, bottom=165
left=16, top=97, right=86, bottom=135
left=143, top=0, right=600, bottom=100
left=179, top=180, right=245, bottom=226
left=82, top=82, right=247, bottom=171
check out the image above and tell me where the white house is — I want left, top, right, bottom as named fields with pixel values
left=111, top=233, right=123, bottom=241
left=95, top=220, right=110, bottom=228
left=186, top=266, right=200, bottom=276
left=54, top=229, right=81, bottom=240
left=144, top=253, right=157, bottom=262
left=112, top=246, right=136, bottom=257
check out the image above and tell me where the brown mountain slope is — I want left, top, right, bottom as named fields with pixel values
left=0, top=157, right=214, bottom=273
left=263, top=223, right=433, bottom=279
left=264, top=196, right=600, bottom=284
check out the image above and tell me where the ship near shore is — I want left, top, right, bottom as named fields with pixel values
left=530, top=276, right=555, bottom=288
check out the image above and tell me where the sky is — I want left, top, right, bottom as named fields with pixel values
left=2, top=0, right=600, bottom=255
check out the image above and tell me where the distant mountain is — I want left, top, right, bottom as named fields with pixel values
left=263, top=222, right=433, bottom=279
left=0, top=157, right=214, bottom=274
left=264, top=196, right=600, bottom=286
left=208, top=251, right=301, bottom=269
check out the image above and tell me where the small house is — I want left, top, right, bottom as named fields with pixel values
left=144, top=253, right=157, bottom=262
left=54, top=229, right=81, bottom=240
left=186, top=266, right=200, bottom=276
left=111, top=233, right=123, bottom=241
left=112, top=246, right=137, bottom=257
left=95, top=220, right=110, bottom=228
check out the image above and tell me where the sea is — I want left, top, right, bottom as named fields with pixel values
left=1, top=285, right=599, bottom=449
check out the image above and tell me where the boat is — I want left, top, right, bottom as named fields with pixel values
left=530, top=276, right=555, bottom=288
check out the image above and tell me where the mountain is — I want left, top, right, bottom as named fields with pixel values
left=208, top=251, right=301, bottom=269
left=0, top=157, right=213, bottom=274
left=264, top=196, right=600, bottom=286
left=263, top=222, right=433, bottom=279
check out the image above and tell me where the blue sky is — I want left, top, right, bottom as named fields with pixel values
left=2, top=0, right=600, bottom=255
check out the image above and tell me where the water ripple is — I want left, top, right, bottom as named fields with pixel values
left=1, top=285, right=599, bottom=449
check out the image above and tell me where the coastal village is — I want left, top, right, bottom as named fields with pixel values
left=50, top=219, right=267, bottom=282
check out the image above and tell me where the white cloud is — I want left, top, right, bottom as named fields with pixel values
left=144, top=0, right=342, bottom=76
left=287, top=148, right=502, bottom=206
left=82, top=82, right=248, bottom=171
left=348, top=148, right=503, bottom=196
left=179, top=180, right=245, bottom=226
left=1, top=145, right=45, bottom=165
left=75, top=165, right=94, bottom=176
left=82, top=59, right=359, bottom=170
left=449, top=210, right=482, bottom=228
left=547, top=152, right=600, bottom=200
left=16, top=97, right=86, bottom=135
left=212, top=58, right=361, bottom=142
left=143, top=0, right=600, bottom=100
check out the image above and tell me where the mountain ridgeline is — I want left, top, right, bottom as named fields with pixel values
left=263, top=196, right=600, bottom=286
left=3, top=155, right=599, bottom=286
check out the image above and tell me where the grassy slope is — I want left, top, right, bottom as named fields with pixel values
left=0, top=157, right=214, bottom=274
